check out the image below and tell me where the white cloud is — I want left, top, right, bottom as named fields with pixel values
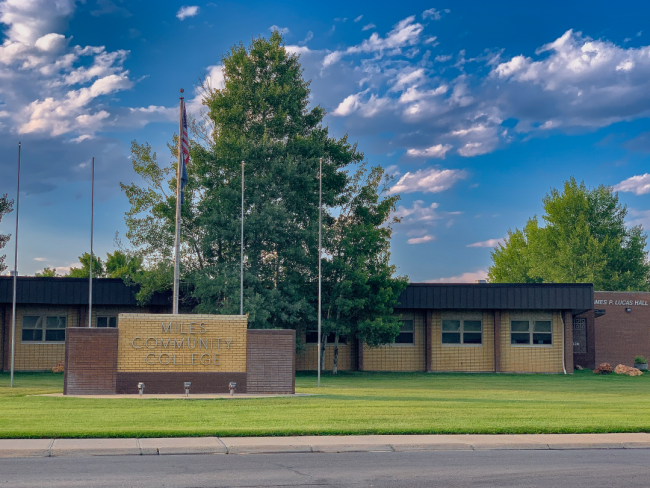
left=176, top=6, right=199, bottom=21
left=422, top=8, right=450, bottom=20
left=407, top=235, right=434, bottom=244
left=393, top=200, right=443, bottom=222
left=390, top=167, right=467, bottom=194
left=362, top=23, right=376, bottom=31
left=299, top=31, right=313, bottom=46
left=269, top=25, right=290, bottom=34
left=354, top=15, right=363, bottom=22
left=627, top=209, right=650, bottom=229
left=467, top=238, right=505, bottom=248
left=33, top=257, right=47, bottom=262
left=323, top=16, right=423, bottom=67
left=613, top=174, right=650, bottom=195
left=424, top=270, right=488, bottom=283
left=405, top=144, right=452, bottom=159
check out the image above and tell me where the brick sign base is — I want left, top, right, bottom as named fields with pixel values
left=64, top=318, right=295, bottom=395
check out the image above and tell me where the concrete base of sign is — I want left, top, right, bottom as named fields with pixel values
left=39, top=393, right=313, bottom=399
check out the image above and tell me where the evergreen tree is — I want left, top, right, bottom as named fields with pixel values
left=120, top=32, right=407, bottom=360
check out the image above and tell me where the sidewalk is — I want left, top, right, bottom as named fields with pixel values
left=1, top=433, right=650, bottom=458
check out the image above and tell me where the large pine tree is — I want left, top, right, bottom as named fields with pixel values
left=121, top=32, right=407, bottom=361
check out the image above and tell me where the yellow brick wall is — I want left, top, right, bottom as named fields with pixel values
left=361, top=311, right=426, bottom=371
left=431, top=310, right=495, bottom=372
left=12, top=305, right=79, bottom=371
left=499, top=311, right=564, bottom=373
left=117, top=313, right=248, bottom=373
left=296, top=341, right=353, bottom=371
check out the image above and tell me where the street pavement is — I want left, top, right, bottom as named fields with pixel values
left=1, top=449, right=650, bottom=487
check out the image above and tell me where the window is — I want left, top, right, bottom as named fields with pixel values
left=305, top=331, right=347, bottom=344
left=510, top=319, right=552, bottom=346
left=442, top=318, right=483, bottom=345
left=21, top=315, right=66, bottom=343
left=394, top=319, right=414, bottom=344
left=97, top=316, right=117, bottom=328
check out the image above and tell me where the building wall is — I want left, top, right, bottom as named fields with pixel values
left=2, top=304, right=158, bottom=372
left=431, top=310, right=496, bottom=372
left=295, top=340, right=354, bottom=371
left=361, top=311, right=426, bottom=371
left=592, top=291, right=650, bottom=367
left=499, top=311, right=565, bottom=373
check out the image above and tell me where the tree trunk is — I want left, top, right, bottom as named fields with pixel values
left=332, top=332, right=339, bottom=375
left=320, top=332, right=327, bottom=372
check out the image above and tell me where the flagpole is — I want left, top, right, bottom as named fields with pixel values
left=10, top=142, right=21, bottom=388
left=240, top=161, right=244, bottom=316
left=317, top=157, right=322, bottom=387
left=173, top=89, right=184, bottom=315
left=88, top=157, right=94, bottom=328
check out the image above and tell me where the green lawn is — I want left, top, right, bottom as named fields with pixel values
left=1, top=370, right=650, bottom=438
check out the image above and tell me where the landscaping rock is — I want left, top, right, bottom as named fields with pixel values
left=51, top=360, right=64, bottom=373
left=614, top=364, right=642, bottom=376
left=594, top=363, right=613, bottom=374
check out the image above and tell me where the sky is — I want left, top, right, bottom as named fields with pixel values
left=1, top=0, right=650, bottom=282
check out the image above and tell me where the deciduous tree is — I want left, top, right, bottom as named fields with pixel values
left=489, top=178, right=650, bottom=290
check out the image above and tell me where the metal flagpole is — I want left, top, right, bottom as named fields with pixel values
left=318, top=157, right=322, bottom=387
left=173, top=90, right=184, bottom=315
left=10, top=142, right=21, bottom=388
left=240, top=161, right=244, bottom=316
left=88, top=157, right=94, bottom=328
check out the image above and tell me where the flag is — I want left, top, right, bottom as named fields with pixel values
left=180, top=100, right=190, bottom=204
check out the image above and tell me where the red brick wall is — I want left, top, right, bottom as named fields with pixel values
left=592, top=291, right=650, bottom=368
left=64, top=327, right=118, bottom=395
left=247, top=329, right=295, bottom=394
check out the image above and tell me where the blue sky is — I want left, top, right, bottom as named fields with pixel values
left=1, top=0, right=650, bottom=282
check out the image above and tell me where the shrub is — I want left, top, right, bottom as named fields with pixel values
left=634, top=355, right=647, bottom=364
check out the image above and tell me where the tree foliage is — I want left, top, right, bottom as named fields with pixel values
left=120, top=33, right=407, bottom=366
left=489, top=178, right=650, bottom=291
left=0, top=194, right=14, bottom=274
left=35, top=267, right=57, bottom=277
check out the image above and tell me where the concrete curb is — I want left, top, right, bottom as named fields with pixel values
left=1, top=434, right=650, bottom=458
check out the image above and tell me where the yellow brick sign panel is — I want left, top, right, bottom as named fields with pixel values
left=117, top=313, right=247, bottom=373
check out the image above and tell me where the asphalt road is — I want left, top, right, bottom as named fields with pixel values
left=1, top=449, right=649, bottom=487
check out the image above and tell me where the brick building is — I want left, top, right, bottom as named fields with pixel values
left=3, top=277, right=648, bottom=374
left=573, top=291, right=650, bottom=369
left=0, top=276, right=170, bottom=372
left=297, top=283, right=593, bottom=374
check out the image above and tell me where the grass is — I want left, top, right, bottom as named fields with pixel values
left=2, top=370, right=650, bottom=438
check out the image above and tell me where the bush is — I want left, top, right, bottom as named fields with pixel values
left=634, top=355, right=647, bottom=364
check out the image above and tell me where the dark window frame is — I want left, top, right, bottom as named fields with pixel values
left=394, top=319, right=415, bottom=345
left=21, top=315, right=67, bottom=343
left=510, top=318, right=553, bottom=346
left=305, top=331, right=348, bottom=345
left=441, top=317, right=483, bottom=346
left=96, top=316, right=118, bottom=328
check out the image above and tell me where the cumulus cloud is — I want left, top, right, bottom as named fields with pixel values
left=390, top=167, right=467, bottom=194
left=467, top=238, right=505, bottom=248
left=176, top=6, right=199, bottom=21
left=309, top=24, right=650, bottom=169
left=613, top=174, right=650, bottom=195
left=424, top=270, right=488, bottom=283
left=323, top=16, right=423, bottom=67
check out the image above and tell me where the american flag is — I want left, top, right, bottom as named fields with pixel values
left=180, top=100, right=189, bottom=204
